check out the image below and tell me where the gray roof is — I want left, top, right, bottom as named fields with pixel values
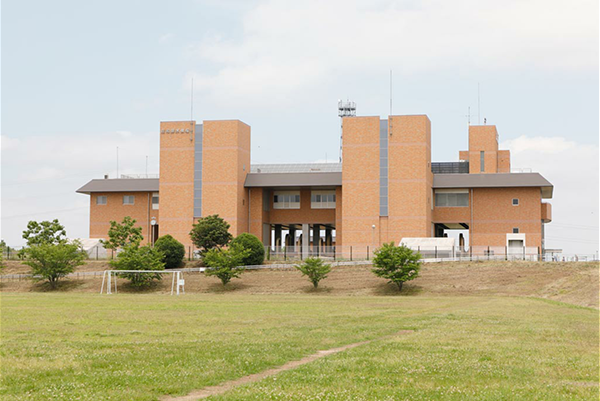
left=245, top=172, right=342, bottom=188
left=250, top=163, right=342, bottom=174
left=76, top=178, right=159, bottom=194
left=433, top=173, right=553, bottom=198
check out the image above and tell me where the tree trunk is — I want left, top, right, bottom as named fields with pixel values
left=396, top=281, right=403, bottom=291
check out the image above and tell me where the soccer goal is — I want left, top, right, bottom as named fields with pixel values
left=100, top=270, right=185, bottom=295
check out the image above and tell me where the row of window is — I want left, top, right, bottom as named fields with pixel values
left=434, top=191, right=521, bottom=208
left=96, top=194, right=159, bottom=209
left=273, top=191, right=337, bottom=210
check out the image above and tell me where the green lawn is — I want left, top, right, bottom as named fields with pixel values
left=1, top=293, right=597, bottom=400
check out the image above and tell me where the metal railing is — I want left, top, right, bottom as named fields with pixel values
left=431, top=162, right=469, bottom=174
left=3, top=245, right=596, bottom=264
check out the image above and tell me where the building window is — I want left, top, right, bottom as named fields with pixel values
left=513, top=228, right=519, bottom=233
left=152, top=193, right=159, bottom=210
left=480, top=151, right=485, bottom=172
left=512, top=198, right=519, bottom=206
left=435, top=191, right=469, bottom=207
left=123, top=195, right=135, bottom=205
left=96, top=196, right=107, bottom=205
left=311, top=190, right=336, bottom=209
left=273, top=191, right=300, bottom=209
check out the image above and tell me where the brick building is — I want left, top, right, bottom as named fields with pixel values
left=77, top=115, right=553, bottom=256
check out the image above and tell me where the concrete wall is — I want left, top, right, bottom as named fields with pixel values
left=158, top=121, right=196, bottom=247
left=471, top=187, right=542, bottom=249
left=89, top=191, right=156, bottom=244
left=341, top=116, right=380, bottom=247
left=201, top=120, right=251, bottom=237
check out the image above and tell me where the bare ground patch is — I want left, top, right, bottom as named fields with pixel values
left=161, top=330, right=414, bottom=401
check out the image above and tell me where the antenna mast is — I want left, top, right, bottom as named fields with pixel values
left=389, top=69, right=393, bottom=116
left=190, top=77, right=194, bottom=141
left=116, top=146, right=119, bottom=178
left=477, top=82, right=481, bottom=125
left=337, top=99, right=356, bottom=163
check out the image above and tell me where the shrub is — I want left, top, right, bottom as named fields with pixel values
left=295, top=257, right=331, bottom=288
left=101, top=216, right=144, bottom=251
left=203, top=243, right=250, bottom=285
left=110, top=245, right=165, bottom=287
left=154, top=235, right=185, bottom=269
left=372, top=242, right=421, bottom=291
left=23, top=242, right=87, bottom=288
left=190, top=215, right=233, bottom=256
left=231, top=233, right=265, bottom=266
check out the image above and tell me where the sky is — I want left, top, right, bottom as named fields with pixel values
left=1, top=0, right=599, bottom=255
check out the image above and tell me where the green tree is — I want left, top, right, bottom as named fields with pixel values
left=203, top=243, right=250, bottom=285
left=100, top=216, right=143, bottom=251
left=154, top=235, right=185, bottom=269
left=189, top=215, right=233, bottom=256
left=372, top=243, right=421, bottom=291
left=0, top=240, right=6, bottom=272
left=294, top=257, right=331, bottom=288
left=110, top=245, right=165, bottom=287
left=23, top=241, right=87, bottom=288
left=230, top=233, right=265, bottom=266
left=22, top=219, right=67, bottom=246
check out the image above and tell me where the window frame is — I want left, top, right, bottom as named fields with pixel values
left=480, top=151, right=485, bottom=172
left=123, top=195, right=135, bottom=205
left=273, top=191, right=301, bottom=209
left=151, top=193, right=159, bottom=210
left=512, top=198, right=519, bottom=206
left=96, top=195, right=107, bottom=205
left=512, top=228, right=519, bottom=234
left=434, top=189, right=469, bottom=208
left=311, top=190, right=336, bottom=209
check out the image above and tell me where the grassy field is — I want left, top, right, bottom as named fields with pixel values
left=1, top=291, right=598, bottom=400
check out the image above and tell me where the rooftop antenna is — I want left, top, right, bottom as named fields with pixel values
left=337, top=99, right=357, bottom=162
left=145, top=155, right=148, bottom=177
left=389, top=69, right=393, bottom=116
left=190, top=77, right=194, bottom=141
left=389, top=69, right=393, bottom=136
left=477, top=82, right=481, bottom=125
left=116, top=146, right=119, bottom=178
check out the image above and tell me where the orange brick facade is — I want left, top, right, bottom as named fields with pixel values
left=81, top=117, right=552, bottom=253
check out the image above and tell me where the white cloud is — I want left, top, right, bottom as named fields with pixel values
left=501, top=136, right=599, bottom=255
left=186, top=0, right=598, bottom=105
left=158, top=33, right=175, bottom=44
left=1, top=131, right=160, bottom=247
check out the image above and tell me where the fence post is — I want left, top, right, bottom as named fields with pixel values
left=487, top=246, right=490, bottom=260
left=267, top=247, right=271, bottom=261
left=300, top=245, right=303, bottom=261
left=523, top=246, right=525, bottom=261
left=367, top=246, right=369, bottom=261
left=435, top=246, right=437, bottom=259
left=189, top=247, right=192, bottom=261
left=284, top=246, right=287, bottom=262
left=333, top=246, right=336, bottom=261
left=350, top=246, right=353, bottom=261
left=96, top=246, right=99, bottom=260
left=505, top=246, right=507, bottom=261
left=537, top=247, right=541, bottom=262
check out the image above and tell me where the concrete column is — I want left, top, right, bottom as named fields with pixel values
left=302, top=224, right=310, bottom=259
left=313, top=224, right=320, bottom=252
left=274, top=224, right=282, bottom=247
left=325, top=227, right=332, bottom=247
left=289, top=225, right=297, bottom=248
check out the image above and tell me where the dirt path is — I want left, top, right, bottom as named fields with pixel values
left=161, top=330, right=414, bottom=401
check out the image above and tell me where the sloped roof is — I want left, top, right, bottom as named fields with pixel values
left=76, top=178, right=159, bottom=194
left=433, top=173, right=553, bottom=198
